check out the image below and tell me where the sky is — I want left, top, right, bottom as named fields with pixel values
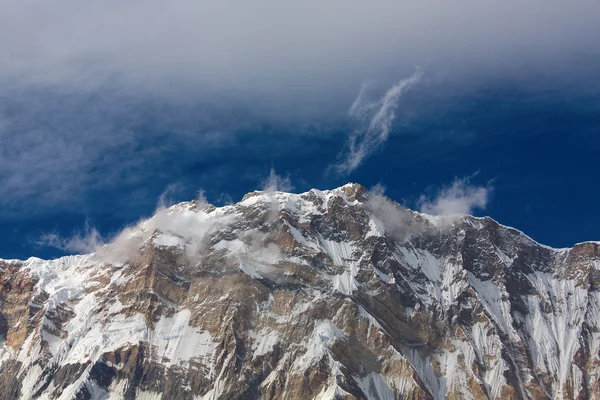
left=0, top=0, right=599, bottom=259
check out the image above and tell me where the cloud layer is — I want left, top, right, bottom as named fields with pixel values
left=1, top=0, right=598, bottom=212
left=1, top=0, right=599, bottom=90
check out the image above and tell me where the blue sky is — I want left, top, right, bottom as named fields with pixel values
left=0, top=0, right=599, bottom=259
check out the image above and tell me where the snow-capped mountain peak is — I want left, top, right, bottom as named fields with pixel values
left=0, top=184, right=598, bottom=399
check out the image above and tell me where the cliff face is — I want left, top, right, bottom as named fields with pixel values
left=0, top=183, right=598, bottom=400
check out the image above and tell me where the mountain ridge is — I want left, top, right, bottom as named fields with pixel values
left=0, top=183, right=599, bottom=399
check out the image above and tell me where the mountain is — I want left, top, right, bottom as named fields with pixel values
left=0, top=183, right=598, bottom=400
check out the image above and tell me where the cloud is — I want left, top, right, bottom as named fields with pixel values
left=0, top=91, right=221, bottom=213
left=157, top=183, right=184, bottom=210
left=196, top=190, right=208, bottom=206
left=0, top=87, right=309, bottom=218
left=1, top=0, right=598, bottom=216
left=34, top=184, right=212, bottom=259
left=418, top=177, right=492, bottom=216
left=348, top=80, right=377, bottom=119
left=363, top=184, right=415, bottom=241
left=36, top=222, right=105, bottom=254
left=0, top=0, right=598, bottom=91
left=34, top=179, right=282, bottom=263
left=261, top=168, right=294, bottom=193
left=259, top=168, right=294, bottom=223
left=336, top=72, right=422, bottom=173
left=40, top=195, right=227, bottom=262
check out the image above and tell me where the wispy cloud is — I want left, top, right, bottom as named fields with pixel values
left=35, top=172, right=288, bottom=261
left=35, top=185, right=222, bottom=259
left=36, top=222, right=105, bottom=254
left=260, top=168, right=294, bottom=222
left=348, top=80, right=377, bottom=119
left=157, top=183, right=184, bottom=210
left=335, top=71, right=422, bottom=174
left=261, top=168, right=294, bottom=193
left=363, top=183, right=416, bottom=241
left=418, top=176, right=492, bottom=216
left=0, top=88, right=293, bottom=218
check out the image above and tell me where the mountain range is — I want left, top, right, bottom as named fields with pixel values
left=0, top=183, right=598, bottom=400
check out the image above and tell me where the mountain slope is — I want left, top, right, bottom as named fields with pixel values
left=0, top=183, right=598, bottom=400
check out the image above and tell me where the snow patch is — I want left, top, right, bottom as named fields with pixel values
left=249, top=329, right=280, bottom=359
left=293, top=320, right=346, bottom=371
left=355, top=372, right=415, bottom=400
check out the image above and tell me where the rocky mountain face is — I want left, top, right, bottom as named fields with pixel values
left=0, top=183, right=599, bottom=400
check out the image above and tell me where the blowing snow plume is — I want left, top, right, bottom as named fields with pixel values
left=335, top=71, right=422, bottom=174
left=418, top=176, right=492, bottom=217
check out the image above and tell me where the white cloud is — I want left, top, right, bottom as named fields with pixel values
left=335, top=71, right=422, bottom=174
left=418, top=177, right=492, bottom=216
left=348, top=80, right=377, bottom=120
left=35, top=180, right=283, bottom=262
left=363, top=184, right=414, bottom=241
left=36, top=223, right=105, bottom=254
left=90, top=201, right=228, bottom=263
left=261, top=168, right=294, bottom=193
left=0, top=0, right=598, bottom=90
left=260, top=168, right=294, bottom=222
left=0, top=89, right=255, bottom=216
left=196, top=190, right=208, bottom=206
left=34, top=184, right=212, bottom=258
left=157, top=183, right=184, bottom=210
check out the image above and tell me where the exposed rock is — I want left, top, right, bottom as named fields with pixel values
left=0, top=183, right=598, bottom=399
